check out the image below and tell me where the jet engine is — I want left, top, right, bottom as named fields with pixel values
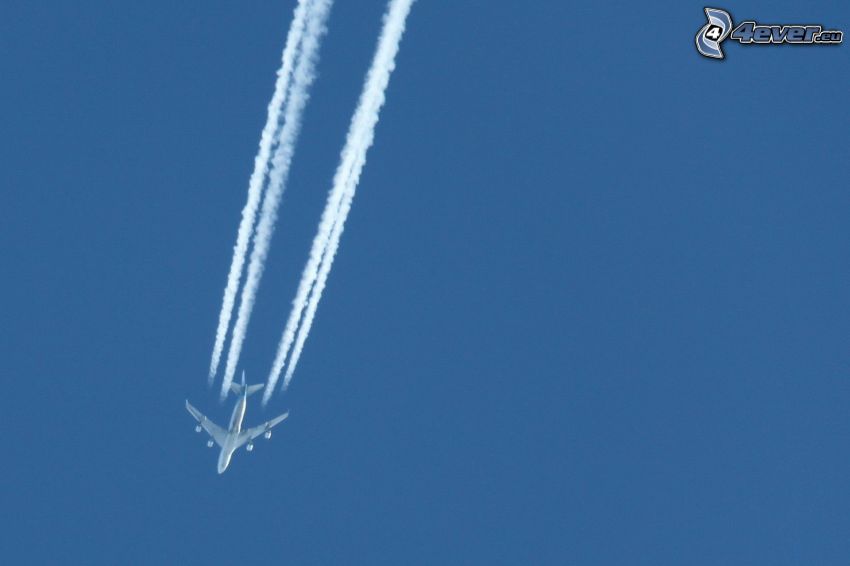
left=206, top=440, right=214, bottom=448
left=195, top=425, right=202, bottom=433
left=264, top=430, right=272, bottom=440
left=247, top=443, right=254, bottom=452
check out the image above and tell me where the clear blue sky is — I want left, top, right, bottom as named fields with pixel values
left=2, top=1, right=848, bottom=563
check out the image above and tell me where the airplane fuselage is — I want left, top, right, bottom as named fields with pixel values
left=217, top=394, right=248, bottom=473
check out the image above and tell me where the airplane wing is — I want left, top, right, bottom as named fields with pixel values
left=185, top=400, right=228, bottom=448
left=236, top=411, right=290, bottom=447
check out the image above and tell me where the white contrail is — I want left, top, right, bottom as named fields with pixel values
left=220, top=0, right=333, bottom=399
left=264, top=0, right=416, bottom=404
left=209, top=0, right=313, bottom=383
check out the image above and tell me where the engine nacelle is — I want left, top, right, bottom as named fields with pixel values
left=195, top=425, right=202, bottom=433
left=264, top=430, right=272, bottom=440
left=207, top=440, right=214, bottom=448
left=247, top=443, right=254, bottom=452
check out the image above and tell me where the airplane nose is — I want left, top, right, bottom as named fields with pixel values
left=217, top=451, right=231, bottom=473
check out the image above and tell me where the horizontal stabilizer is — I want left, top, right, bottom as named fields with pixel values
left=230, top=382, right=264, bottom=397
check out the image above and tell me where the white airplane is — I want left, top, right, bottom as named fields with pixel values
left=186, top=371, right=289, bottom=474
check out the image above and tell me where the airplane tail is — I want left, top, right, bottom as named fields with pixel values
left=230, top=370, right=264, bottom=397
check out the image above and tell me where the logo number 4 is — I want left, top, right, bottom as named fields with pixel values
left=705, top=25, right=723, bottom=41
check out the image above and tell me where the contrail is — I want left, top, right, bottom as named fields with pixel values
left=264, top=0, right=416, bottom=404
left=209, top=0, right=313, bottom=383
left=220, top=0, right=333, bottom=399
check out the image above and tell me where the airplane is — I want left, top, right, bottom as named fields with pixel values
left=186, top=371, right=289, bottom=474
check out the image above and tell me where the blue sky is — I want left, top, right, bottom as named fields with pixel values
left=1, top=1, right=848, bottom=563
